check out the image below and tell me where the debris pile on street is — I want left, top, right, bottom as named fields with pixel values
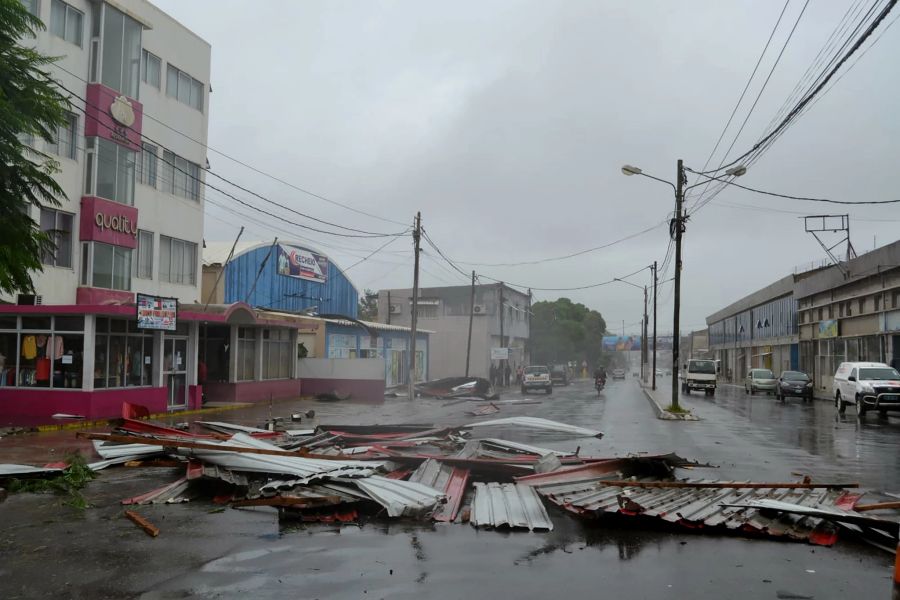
left=4, top=414, right=896, bottom=549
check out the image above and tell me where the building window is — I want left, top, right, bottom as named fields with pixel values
left=875, top=294, right=882, bottom=312
left=160, top=150, right=200, bottom=201
left=100, top=4, right=142, bottom=98
left=0, top=315, right=84, bottom=389
left=159, top=235, right=197, bottom=285
left=237, top=327, right=256, bottom=381
left=263, top=328, right=292, bottom=380
left=858, top=298, right=865, bottom=314
left=827, top=304, right=834, bottom=319
left=416, top=305, right=438, bottom=319
left=46, top=112, right=77, bottom=160
left=93, top=318, right=154, bottom=388
left=140, top=49, right=161, bottom=89
left=21, top=0, right=40, bottom=16
left=91, top=242, right=132, bottom=290
left=166, top=64, right=204, bottom=111
left=817, top=307, right=823, bottom=321
left=845, top=301, right=852, bottom=317
left=138, top=142, right=157, bottom=187
left=39, top=208, right=73, bottom=268
left=894, top=290, right=900, bottom=309
left=50, top=0, right=83, bottom=46
left=133, top=229, right=153, bottom=279
left=94, top=137, right=135, bottom=205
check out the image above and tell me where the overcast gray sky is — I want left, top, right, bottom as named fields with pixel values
left=155, top=0, right=900, bottom=335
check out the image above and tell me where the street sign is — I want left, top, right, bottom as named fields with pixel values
left=491, top=347, right=509, bottom=360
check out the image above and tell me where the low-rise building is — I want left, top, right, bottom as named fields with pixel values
left=377, top=283, right=531, bottom=380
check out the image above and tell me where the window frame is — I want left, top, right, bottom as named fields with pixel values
left=133, top=229, right=153, bottom=280
left=46, top=112, right=77, bottom=160
left=39, top=207, right=74, bottom=269
left=138, top=142, right=158, bottom=188
left=50, top=0, right=83, bottom=47
left=86, top=241, right=132, bottom=291
left=160, top=149, right=201, bottom=201
left=166, top=63, right=205, bottom=112
left=140, top=49, right=161, bottom=89
left=158, top=235, right=197, bottom=285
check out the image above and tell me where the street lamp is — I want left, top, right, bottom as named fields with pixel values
left=614, top=278, right=649, bottom=383
left=621, top=160, right=746, bottom=410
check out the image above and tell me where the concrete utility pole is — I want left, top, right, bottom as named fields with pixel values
left=642, top=285, right=648, bottom=382
left=671, top=159, right=685, bottom=411
left=386, top=291, right=391, bottom=325
left=652, top=261, right=658, bottom=391
left=498, top=283, right=505, bottom=386
left=465, top=270, right=475, bottom=377
left=408, top=212, right=421, bottom=400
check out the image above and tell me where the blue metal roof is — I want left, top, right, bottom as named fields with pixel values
left=223, top=243, right=359, bottom=317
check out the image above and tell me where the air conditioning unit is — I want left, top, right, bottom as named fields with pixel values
left=16, top=294, right=42, bottom=306
left=472, top=304, right=486, bottom=315
left=389, top=303, right=402, bottom=315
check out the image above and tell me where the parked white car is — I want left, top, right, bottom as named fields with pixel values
left=521, top=365, right=553, bottom=395
left=745, top=369, right=777, bottom=395
left=832, top=361, right=900, bottom=417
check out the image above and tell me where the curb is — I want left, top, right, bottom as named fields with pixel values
left=27, top=402, right=256, bottom=434
left=641, top=386, right=700, bottom=421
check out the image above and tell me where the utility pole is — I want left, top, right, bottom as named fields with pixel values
left=465, top=270, right=476, bottom=377
left=498, top=283, right=505, bottom=387
left=652, top=261, right=658, bottom=391
left=386, top=291, right=391, bottom=325
left=407, top=212, right=421, bottom=401
left=671, top=159, right=685, bottom=410
left=642, top=285, right=648, bottom=382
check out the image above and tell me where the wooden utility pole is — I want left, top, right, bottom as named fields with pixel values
left=672, top=159, right=685, bottom=410
left=407, top=212, right=421, bottom=400
left=652, top=260, right=658, bottom=391
left=465, top=270, right=476, bottom=377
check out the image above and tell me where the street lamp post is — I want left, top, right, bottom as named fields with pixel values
left=622, top=160, right=745, bottom=410
left=613, top=277, right=649, bottom=384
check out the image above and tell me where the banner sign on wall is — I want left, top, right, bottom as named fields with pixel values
left=136, top=294, right=178, bottom=331
left=818, top=319, right=839, bottom=339
left=491, top=347, right=509, bottom=360
left=276, top=244, right=328, bottom=283
left=602, top=335, right=641, bottom=351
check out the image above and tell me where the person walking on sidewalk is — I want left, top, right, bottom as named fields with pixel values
left=504, top=363, right=512, bottom=387
left=490, top=363, right=497, bottom=387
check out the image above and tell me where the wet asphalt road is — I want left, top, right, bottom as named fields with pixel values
left=0, top=378, right=897, bottom=599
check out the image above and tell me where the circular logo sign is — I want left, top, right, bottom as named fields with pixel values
left=109, top=95, right=135, bottom=127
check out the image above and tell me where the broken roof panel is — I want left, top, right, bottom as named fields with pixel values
left=408, top=459, right=470, bottom=522
left=464, top=417, right=603, bottom=438
left=339, top=475, right=445, bottom=518
left=470, top=482, right=554, bottom=531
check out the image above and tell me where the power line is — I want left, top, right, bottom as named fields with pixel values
left=478, top=264, right=652, bottom=292
left=56, top=81, right=406, bottom=239
left=50, top=62, right=408, bottom=228
left=701, top=0, right=898, bottom=175
left=689, top=169, right=900, bottom=204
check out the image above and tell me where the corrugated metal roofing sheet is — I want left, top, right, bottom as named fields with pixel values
left=470, top=482, right=554, bottom=531
left=533, top=477, right=852, bottom=544
left=408, top=459, right=470, bottom=522
left=464, top=417, right=603, bottom=438
left=339, top=475, right=446, bottom=518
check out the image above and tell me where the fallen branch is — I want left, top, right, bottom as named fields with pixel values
left=596, top=480, right=859, bottom=489
left=124, top=510, right=160, bottom=537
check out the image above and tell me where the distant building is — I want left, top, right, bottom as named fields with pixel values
left=377, top=283, right=531, bottom=380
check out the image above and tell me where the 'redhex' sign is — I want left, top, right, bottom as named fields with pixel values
left=276, top=244, right=328, bottom=283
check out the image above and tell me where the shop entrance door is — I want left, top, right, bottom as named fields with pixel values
left=164, top=336, right=188, bottom=409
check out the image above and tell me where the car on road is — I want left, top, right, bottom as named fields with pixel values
left=550, top=364, right=569, bottom=386
left=655, top=368, right=664, bottom=378
left=611, top=368, right=626, bottom=380
left=745, top=369, right=776, bottom=395
left=521, top=365, right=553, bottom=395
left=776, top=370, right=813, bottom=401
left=832, top=361, right=900, bottom=417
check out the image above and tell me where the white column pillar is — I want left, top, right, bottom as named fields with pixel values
left=82, top=315, right=95, bottom=391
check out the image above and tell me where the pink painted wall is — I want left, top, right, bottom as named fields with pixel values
left=84, top=83, right=143, bottom=150
left=0, top=387, right=168, bottom=427
left=76, top=287, right=134, bottom=306
left=204, top=380, right=301, bottom=404
left=299, top=378, right=385, bottom=402
left=80, top=196, right=139, bottom=248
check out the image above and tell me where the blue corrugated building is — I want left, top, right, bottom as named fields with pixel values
left=215, top=241, right=359, bottom=317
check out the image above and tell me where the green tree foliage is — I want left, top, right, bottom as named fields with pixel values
left=530, top=298, right=607, bottom=367
left=358, top=289, right=378, bottom=321
left=0, top=0, right=70, bottom=295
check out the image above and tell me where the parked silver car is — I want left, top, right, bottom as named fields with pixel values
left=746, top=368, right=777, bottom=395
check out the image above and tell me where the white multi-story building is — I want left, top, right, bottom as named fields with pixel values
left=0, top=0, right=213, bottom=423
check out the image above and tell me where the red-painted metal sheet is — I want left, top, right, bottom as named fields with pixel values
left=119, top=418, right=217, bottom=439
left=121, top=476, right=188, bottom=505
left=434, top=467, right=469, bottom=522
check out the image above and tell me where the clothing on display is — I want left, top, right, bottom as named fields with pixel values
left=21, top=336, right=37, bottom=360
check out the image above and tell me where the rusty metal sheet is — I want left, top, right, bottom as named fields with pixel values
left=408, top=459, right=470, bottom=522
left=470, top=482, right=553, bottom=531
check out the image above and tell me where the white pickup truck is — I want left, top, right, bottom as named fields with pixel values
left=681, top=359, right=717, bottom=396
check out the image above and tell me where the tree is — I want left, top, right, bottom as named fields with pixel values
left=529, top=298, right=607, bottom=367
left=358, top=289, right=378, bottom=321
left=0, top=1, right=70, bottom=295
